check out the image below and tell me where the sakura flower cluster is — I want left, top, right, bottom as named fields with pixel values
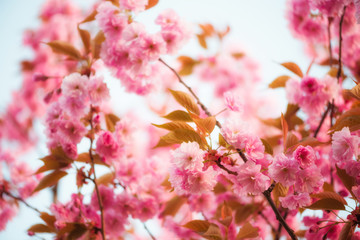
left=97, top=2, right=191, bottom=94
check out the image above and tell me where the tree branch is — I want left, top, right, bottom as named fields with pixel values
left=2, top=190, right=41, bottom=214
left=88, top=109, right=106, bottom=240
left=143, top=223, right=156, bottom=240
left=314, top=102, right=331, bottom=138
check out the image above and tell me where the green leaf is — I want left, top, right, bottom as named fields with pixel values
left=281, top=62, right=303, bottom=78
left=33, top=170, right=67, bottom=193
left=46, top=41, right=82, bottom=60
left=306, top=198, right=345, bottom=210
left=269, top=75, right=290, bottom=88
left=169, top=89, right=200, bottom=115
left=162, top=110, right=193, bottom=122
left=236, top=222, right=259, bottom=239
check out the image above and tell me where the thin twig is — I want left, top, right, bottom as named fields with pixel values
left=314, top=102, right=331, bottom=138
left=258, top=211, right=277, bottom=233
left=160, top=58, right=297, bottom=240
left=3, top=190, right=41, bottom=214
left=275, top=211, right=289, bottom=240
left=327, top=17, right=334, bottom=68
left=89, top=109, right=106, bottom=240
left=143, top=223, right=156, bottom=240
left=336, top=6, right=346, bottom=82
left=159, top=58, right=221, bottom=128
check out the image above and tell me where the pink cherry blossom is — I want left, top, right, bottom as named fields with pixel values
left=293, top=145, right=316, bottom=168
left=96, top=131, right=122, bottom=163
left=268, top=153, right=299, bottom=187
left=332, top=127, right=360, bottom=165
left=280, top=193, right=311, bottom=210
left=171, top=142, right=204, bottom=171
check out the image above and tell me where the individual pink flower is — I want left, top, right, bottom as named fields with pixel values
left=119, top=0, right=148, bottom=13
left=332, top=127, right=360, bottom=165
left=0, top=201, right=17, bottom=231
left=91, top=185, right=114, bottom=210
left=221, top=119, right=250, bottom=149
left=96, top=131, right=122, bottom=163
left=140, top=33, right=166, bottom=61
left=169, top=167, right=217, bottom=195
left=293, top=145, right=316, bottom=168
left=122, top=22, right=146, bottom=42
left=356, top=0, right=360, bottom=23
left=231, top=160, right=270, bottom=195
left=295, top=166, right=324, bottom=193
left=96, top=2, right=128, bottom=40
left=155, top=9, right=180, bottom=28
left=87, top=75, right=110, bottom=105
left=244, top=135, right=265, bottom=160
left=280, top=193, right=311, bottom=210
left=61, top=73, right=89, bottom=100
left=268, top=153, right=299, bottom=187
left=171, top=142, right=204, bottom=171
left=224, top=91, right=243, bottom=112
left=57, top=119, right=87, bottom=145
left=104, top=209, right=127, bottom=237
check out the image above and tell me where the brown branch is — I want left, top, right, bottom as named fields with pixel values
left=258, top=211, right=277, bottom=233
left=160, top=58, right=297, bottom=240
left=143, top=223, right=156, bottom=240
left=314, top=102, right=331, bottom=138
left=275, top=211, right=289, bottom=240
left=158, top=58, right=221, bottom=128
left=2, top=190, right=41, bottom=214
left=89, top=110, right=106, bottom=240
left=327, top=17, right=334, bottom=68
left=336, top=6, right=346, bottom=82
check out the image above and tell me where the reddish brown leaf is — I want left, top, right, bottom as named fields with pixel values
left=169, top=89, right=200, bottom=115
left=46, top=41, right=82, bottom=60
left=306, top=198, right=345, bottom=210
left=281, top=62, right=303, bottom=78
left=269, top=75, right=290, bottom=88
left=33, top=170, right=67, bottom=193
left=145, top=0, right=159, bottom=10
left=28, top=224, right=54, bottom=233
left=162, top=110, right=193, bottom=122
left=160, top=196, right=186, bottom=217
left=236, top=222, right=259, bottom=239
left=183, top=220, right=210, bottom=234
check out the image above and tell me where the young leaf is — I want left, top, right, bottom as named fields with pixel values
left=177, top=56, right=199, bottom=76
left=203, top=224, right=222, bottom=240
left=96, top=172, right=115, bottom=186
left=169, top=89, right=200, bottom=115
left=339, top=222, right=354, bottom=240
left=33, top=170, right=67, bottom=193
left=336, top=165, right=356, bottom=198
left=39, top=212, right=56, bottom=229
left=145, top=0, right=159, bottom=10
left=330, top=114, right=360, bottom=133
left=235, top=205, right=257, bottom=224
left=75, top=153, right=109, bottom=166
left=306, top=198, right=345, bottom=210
left=236, top=222, right=259, bottom=239
left=193, top=116, right=216, bottom=135
left=285, top=132, right=299, bottom=150
left=92, top=31, right=105, bottom=59
left=281, top=113, right=288, bottom=146
left=183, top=220, right=210, bottom=234
left=28, top=224, right=54, bottom=233
left=105, top=113, right=120, bottom=132
left=281, top=62, right=303, bottom=78
left=78, top=26, right=91, bottom=54
left=162, top=129, right=205, bottom=148
left=163, top=110, right=193, bottom=122
left=80, top=9, right=97, bottom=24
left=197, top=34, right=207, bottom=49
left=260, top=138, right=273, bottom=155
left=46, top=41, right=82, bottom=60
left=160, top=196, right=187, bottom=217
left=219, top=134, right=229, bottom=148
left=311, top=191, right=347, bottom=205
left=152, top=121, right=194, bottom=131
left=269, top=75, right=290, bottom=88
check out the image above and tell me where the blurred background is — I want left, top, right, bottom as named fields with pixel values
left=0, top=0, right=310, bottom=239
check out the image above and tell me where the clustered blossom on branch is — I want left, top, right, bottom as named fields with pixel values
left=1, top=0, right=360, bottom=239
